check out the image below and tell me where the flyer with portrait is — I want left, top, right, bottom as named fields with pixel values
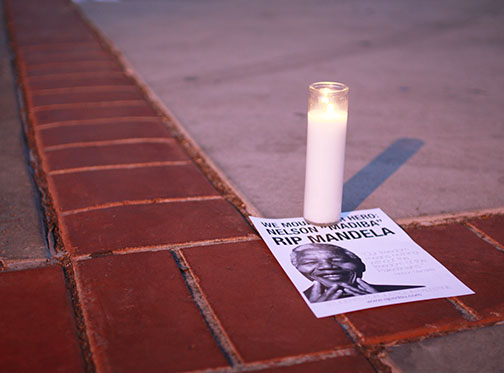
left=251, top=208, right=473, bottom=318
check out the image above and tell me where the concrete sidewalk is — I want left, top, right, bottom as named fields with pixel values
left=77, top=0, right=504, bottom=220
left=1, top=0, right=503, bottom=372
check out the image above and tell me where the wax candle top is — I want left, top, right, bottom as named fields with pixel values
left=308, top=82, right=349, bottom=117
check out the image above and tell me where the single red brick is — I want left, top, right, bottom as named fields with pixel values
left=33, top=104, right=156, bottom=126
left=12, top=28, right=96, bottom=46
left=20, top=48, right=111, bottom=65
left=405, top=223, right=504, bottom=320
left=182, top=240, right=353, bottom=362
left=24, top=61, right=123, bottom=77
left=9, top=16, right=86, bottom=31
left=9, top=15, right=73, bottom=26
left=8, top=11, right=93, bottom=38
left=49, top=164, right=220, bottom=212
left=8, top=0, right=69, bottom=11
left=468, top=215, right=504, bottom=248
left=7, top=0, right=79, bottom=16
left=61, top=199, right=253, bottom=255
left=27, top=74, right=133, bottom=92
left=38, top=121, right=170, bottom=148
left=343, top=299, right=467, bottom=345
left=266, top=352, right=375, bottom=373
left=19, top=42, right=103, bottom=53
left=74, top=251, right=229, bottom=372
left=31, top=88, right=144, bottom=107
left=0, top=265, right=85, bottom=372
left=43, top=141, right=189, bottom=171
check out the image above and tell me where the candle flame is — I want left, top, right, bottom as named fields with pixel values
left=320, top=87, right=336, bottom=112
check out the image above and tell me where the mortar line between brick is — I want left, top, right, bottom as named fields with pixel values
left=0, top=257, right=53, bottom=272
left=48, top=161, right=192, bottom=175
left=36, top=119, right=159, bottom=133
left=60, top=196, right=224, bottom=216
left=44, top=137, right=176, bottom=152
left=27, top=71, right=126, bottom=82
left=334, top=314, right=365, bottom=344
left=340, top=315, right=495, bottom=351
left=446, top=297, right=480, bottom=321
left=32, top=99, right=147, bottom=111
left=171, top=249, right=244, bottom=367
left=17, top=41, right=100, bottom=51
left=60, top=258, right=97, bottom=372
left=71, top=235, right=261, bottom=262
left=19, top=60, right=120, bottom=73
left=397, top=207, right=504, bottom=227
left=28, top=85, right=137, bottom=95
left=21, top=68, right=123, bottom=80
left=464, top=222, right=504, bottom=252
left=22, top=57, right=112, bottom=66
left=112, top=235, right=261, bottom=255
left=28, top=84, right=135, bottom=97
left=36, top=116, right=159, bottom=129
left=334, top=314, right=393, bottom=372
left=186, top=347, right=359, bottom=373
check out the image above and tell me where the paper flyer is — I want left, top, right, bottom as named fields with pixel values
left=251, top=208, right=474, bottom=318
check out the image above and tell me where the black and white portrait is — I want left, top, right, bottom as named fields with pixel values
left=290, top=243, right=423, bottom=303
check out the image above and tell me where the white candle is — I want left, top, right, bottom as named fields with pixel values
left=303, top=83, right=349, bottom=225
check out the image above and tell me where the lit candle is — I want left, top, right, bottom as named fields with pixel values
left=304, top=82, right=349, bottom=225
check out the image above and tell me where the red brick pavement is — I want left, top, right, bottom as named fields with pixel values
left=2, top=0, right=503, bottom=371
left=0, top=265, right=85, bottom=372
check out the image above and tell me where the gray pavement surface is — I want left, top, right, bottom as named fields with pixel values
left=78, top=0, right=504, bottom=220
left=0, top=6, right=47, bottom=262
left=0, top=2, right=502, bottom=372
left=386, top=324, right=504, bottom=373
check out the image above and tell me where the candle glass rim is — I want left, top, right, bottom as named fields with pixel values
left=309, top=81, right=349, bottom=94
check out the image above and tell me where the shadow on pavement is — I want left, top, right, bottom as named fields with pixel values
left=343, top=138, right=424, bottom=212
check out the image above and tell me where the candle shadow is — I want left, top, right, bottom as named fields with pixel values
left=342, top=138, right=424, bottom=212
